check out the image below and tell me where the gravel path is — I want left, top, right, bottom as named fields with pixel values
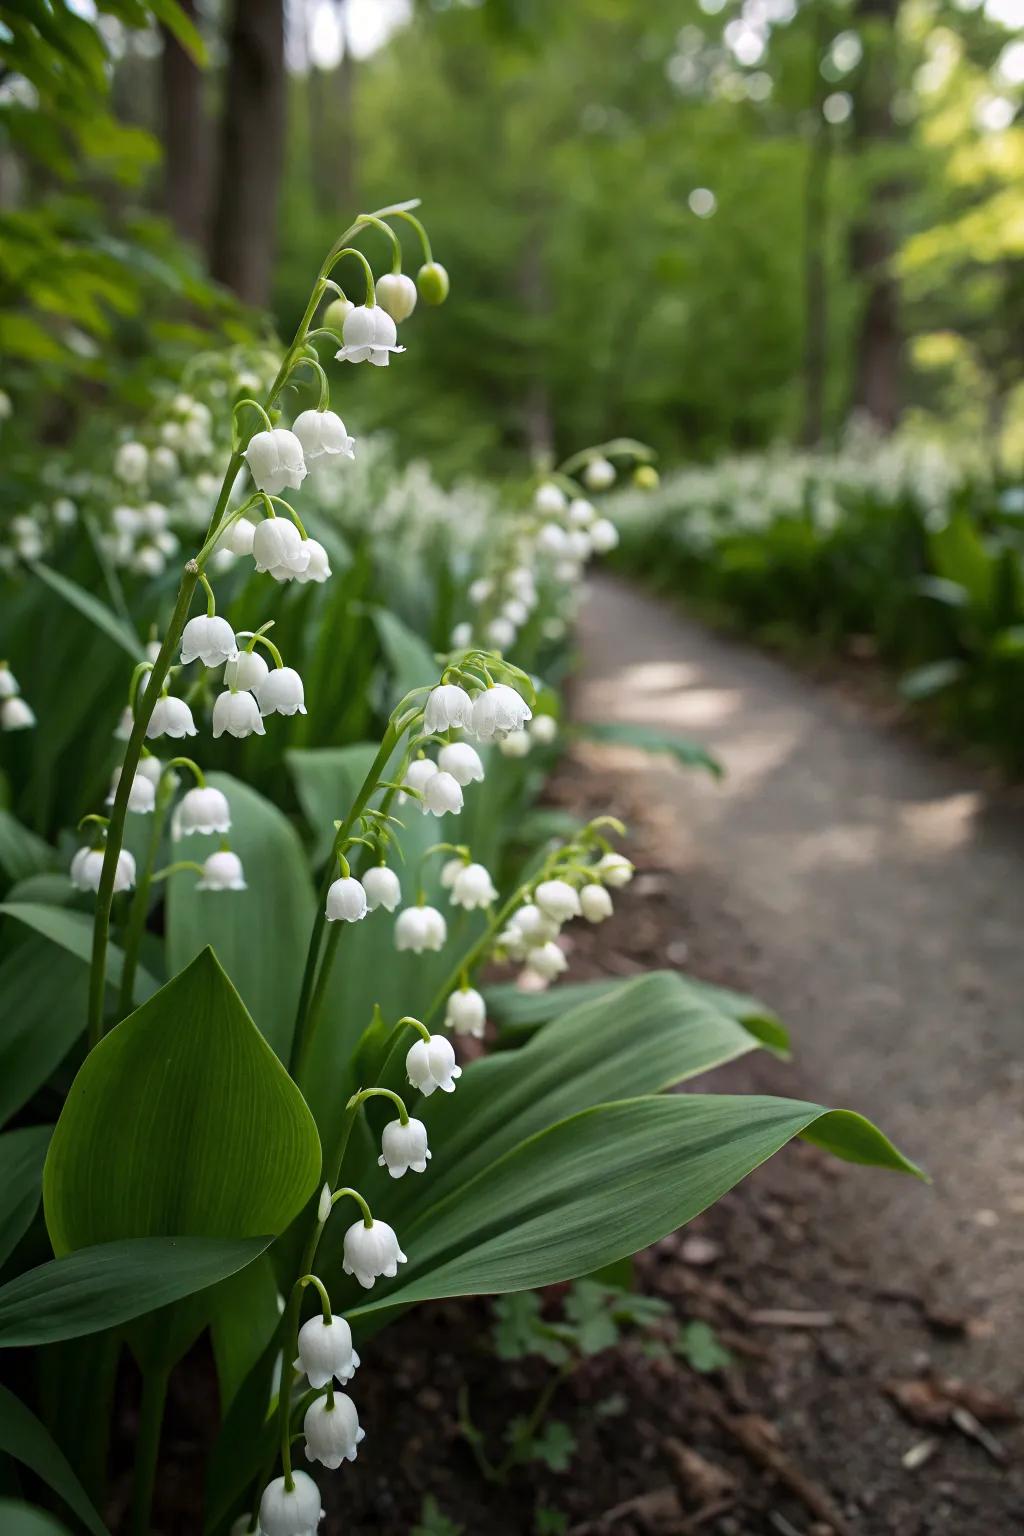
left=572, top=573, right=1024, bottom=1526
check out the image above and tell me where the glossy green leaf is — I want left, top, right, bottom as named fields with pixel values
left=0, top=937, right=88, bottom=1127
left=209, top=1252, right=281, bottom=1415
left=43, top=948, right=321, bottom=1253
left=577, top=720, right=723, bottom=778
left=0, top=1500, right=73, bottom=1536
left=166, top=774, right=315, bottom=1059
left=373, top=607, right=438, bottom=695
left=0, top=1235, right=271, bottom=1347
left=0, top=1386, right=109, bottom=1536
left=0, top=1125, right=51, bottom=1267
left=0, top=902, right=158, bottom=1001
left=29, top=560, right=144, bottom=661
left=0, top=813, right=54, bottom=886
left=287, top=743, right=381, bottom=865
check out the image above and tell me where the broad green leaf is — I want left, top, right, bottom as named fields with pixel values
left=0, top=812, right=54, bottom=886
left=148, top=0, right=209, bottom=64
left=373, top=607, right=438, bottom=695
left=0, top=937, right=88, bottom=1126
left=577, top=720, right=723, bottom=778
left=0, top=1385, right=109, bottom=1536
left=0, top=1500, right=73, bottom=1536
left=29, top=560, right=144, bottom=661
left=287, top=743, right=381, bottom=865
left=0, top=1125, right=51, bottom=1267
left=166, top=774, right=315, bottom=1059
left=353, top=1094, right=920, bottom=1315
left=912, top=574, right=969, bottom=608
left=928, top=516, right=993, bottom=616
left=0, top=1235, right=271, bottom=1347
left=43, top=948, right=321, bottom=1252
left=899, top=659, right=966, bottom=701
left=0, top=902, right=158, bottom=1001
left=209, top=1252, right=281, bottom=1414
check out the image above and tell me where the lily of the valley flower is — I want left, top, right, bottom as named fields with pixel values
left=295, top=538, right=332, bottom=584
left=362, top=864, right=401, bottom=912
left=529, top=714, right=558, bottom=745
left=438, top=741, right=485, bottom=786
left=596, top=851, right=634, bottom=887
left=115, top=441, right=148, bottom=484
left=257, top=1471, right=322, bottom=1536
left=445, top=986, right=487, bottom=1039
left=196, top=850, right=247, bottom=891
left=71, top=846, right=135, bottom=894
left=292, top=409, right=356, bottom=463
left=107, top=768, right=155, bottom=814
left=569, top=497, right=596, bottom=527
left=398, top=756, right=437, bottom=804
left=244, top=427, right=307, bottom=496
left=180, top=614, right=238, bottom=668
left=590, top=517, right=619, bottom=553
left=583, top=455, right=616, bottom=490
left=325, top=876, right=368, bottom=923
left=511, top=903, right=560, bottom=945
left=212, top=689, right=266, bottom=739
left=535, top=878, right=582, bottom=923
left=303, top=1394, right=365, bottom=1469
left=523, top=939, right=569, bottom=983
left=1, top=696, right=35, bottom=731
left=422, top=770, right=463, bottom=818
left=336, top=304, right=405, bottom=367
left=147, top=696, right=197, bottom=740
left=498, top=728, right=530, bottom=759
left=450, top=862, right=497, bottom=910
left=580, top=883, right=614, bottom=922
left=423, top=682, right=473, bottom=733
left=257, top=666, right=306, bottom=718
left=378, top=1116, right=431, bottom=1178
left=534, top=481, right=567, bottom=515
left=175, top=786, right=231, bottom=838
left=224, top=648, right=269, bottom=692
left=223, top=518, right=256, bottom=556
left=252, top=517, right=311, bottom=581
left=470, top=683, right=532, bottom=741
left=486, top=617, right=516, bottom=651
left=375, top=271, right=418, bottom=322
left=294, top=1315, right=360, bottom=1388
left=342, top=1217, right=407, bottom=1289
left=394, top=905, right=447, bottom=953
left=406, top=1033, right=462, bottom=1096
left=0, top=666, right=18, bottom=699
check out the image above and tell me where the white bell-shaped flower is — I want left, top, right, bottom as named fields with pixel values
left=535, top=878, right=582, bottom=923
left=406, top=1033, right=462, bottom=1096
left=257, top=667, right=306, bottom=718
left=292, top=409, right=355, bottom=463
left=362, top=864, right=401, bottom=912
left=394, top=905, right=447, bottom=953
left=568, top=497, right=596, bottom=527
left=503, top=598, right=529, bottom=627
left=342, top=1217, right=407, bottom=1289
left=566, top=529, right=592, bottom=563
left=197, top=850, right=247, bottom=891
left=470, top=684, right=532, bottom=741
left=580, top=883, right=614, bottom=922
left=213, top=690, right=266, bottom=739
left=529, top=714, right=558, bottom=745
left=252, top=518, right=311, bottom=579
left=398, top=756, right=437, bottom=805
left=451, top=862, right=497, bottom=910
left=325, top=876, right=368, bottom=923
left=294, top=1315, right=359, bottom=1389
left=438, top=741, right=485, bottom=786
left=498, top=728, right=530, bottom=759
left=181, top=614, right=238, bottom=668
left=244, top=428, right=307, bottom=496
left=423, top=683, right=473, bottom=734
left=422, top=770, right=463, bottom=818
left=378, top=1116, right=431, bottom=1178
left=294, top=538, right=332, bottom=585
left=114, top=705, right=134, bottom=741
left=224, top=648, right=269, bottom=692
left=115, top=441, right=148, bottom=484
left=224, top=518, right=256, bottom=556
left=176, top=786, right=232, bottom=838
left=440, top=857, right=464, bottom=889
left=375, top=271, right=418, bottom=322
left=583, top=455, right=616, bottom=490
left=257, top=1470, right=322, bottom=1536
left=468, top=577, right=493, bottom=605
left=512, top=903, right=560, bottom=945
left=0, top=666, right=18, bottom=699
left=445, top=986, right=487, bottom=1039
left=336, top=304, right=405, bottom=366
left=303, top=1393, right=364, bottom=1469
left=537, top=523, right=570, bottom=557
left=107, top=769, right=155, bottom=814
left=71, top=846, right=136, bottom=894
left=450, top=621, right=473, bottom=649
left=136, top=755, right=163, bottom=786
left=486, top=616, right=516, bottom=651
left=524, top=940, right=568, bottom=982
left=1, top=696, right=35, bottom=731
left=534, top=482, right=567, bottom=515
left=589, top=517, right=619, bottom=553
left=147, top=695, right=197, bottom=740
left=596, top=851, right=634, bottom=887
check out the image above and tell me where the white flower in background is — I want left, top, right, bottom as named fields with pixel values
left=244, top=428, right=307, bottom=496
left=323, top=296, right=354, bottom=333
left=486, top=616, right=516, bottom=650
left=196, top=850, right=247, bottom=891
left=422, top=770, right=463, bottom=817
left=378, top=1116, right=431, bottom=1178
left=445, top=986, right=487, bottom=1039
left=568, top=498, right=596, bottom=527
left=303, top=1393, right=364, bottom=1469
left=375, top=271, right=418, bottom=322
left=589, top=517, right=619, bottom=553
left=534, top=482, right=567, bottom=514
left=325, top=876, right=368, bottom=923
left=438, top=741, right=485, bottom=786
left=252, top=518, right=311, bottom=579
left=529, top=714, right=557, bottom=745
left=71, top=846, right=135, bottom=894
left=136, top=756, right=163, bottom=786
left=512, top=903, right=560, bottom=945
left=406, top=1033, right=462, bottom=1096
left=537, top=523, right=569, bottom=557
left=535, top=879, right=582, bottom=923
left=498, top=728, right=530, bottom=759
left=180, top=614, right=238, bottom=668
left=508, top=567, right=536, bottom=602
left=106, top=769, right=155, bottom=814
left=0, top=666, right=18, bottom=699
left=0, top=390, right=11, bottom=419
left=12, top=515, right=43, bottom=559
left=566, top=529, right=592, bottom=562
left=471, top=684, right=532, bottom=741
left=151, top=445, right=179, bottom=482
left=212, top=690, right=266, bottom=739
left=440, top=857, right=464, bottom=889
left=423, top=683, right=473, bottom=733
left=257, top=667, right=306, bottom=718
left=224, top=518, right=256, bottom=557
left=144, top=640, right=163, bottom=664
left=294, top=1315, right=359, bottom=1388
left=1, top=696, right=35, bottom=731
left=394, top=905, right=447, bottom=953
left=468, top=577, right=493, bottom=605
left=257, top=1471, right=322, bottom=1536
left=553, top=558, right=580, bottom=584
left=224, top=648, right=269, bottom=692
left=53, top=496, right=77, bottom=526
left=450, top=621, right=473, bottom=649
left=342, top=1218, right=407, bottom=1288
left=523, top=940, right=568, bottom=982
left=502, top=598, right=529, bottom=627
left=295, top=538, right=332, bottom=584
left=580, top=883, right=614, bottom=922
left=133, top=546, right=166, bottom=577
left=451, top=861, right=497, bottom=909
left=175, top=786, right=231, bottom=838
left=292, top=409, right=356, bottom=462
left=336, top=304, right=405, bottom=367
left=147, top=696, right=197, bottom=739
left=362, top=864, right=401, bottom=912
left=596, top=851, right=634, bottom=887
left=115, top=442, right=148, bottom=484
left=399, top=756, right=437, bottom=805
left=583, top=455, right=616, bottom=490
left=114, top=705, right=134, bottom=740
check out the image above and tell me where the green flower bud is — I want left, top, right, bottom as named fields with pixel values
left=633, top=463, right=660, bottom=490
left=323, top=297, right=354, bottom=335
left=417, top=261, right=450, bottom=306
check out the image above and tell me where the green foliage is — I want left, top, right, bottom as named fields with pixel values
left=677, top=1319, right=733, bottom=1373
left=411, top=1496, right=464, bottom=1536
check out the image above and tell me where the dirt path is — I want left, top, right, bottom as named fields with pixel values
left=570, top=573, right=1024, bottom=1531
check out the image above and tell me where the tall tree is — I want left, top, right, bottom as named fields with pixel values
left=160, top=0, right=209, bottom=246
left=209, top=0, right=286, bottom=305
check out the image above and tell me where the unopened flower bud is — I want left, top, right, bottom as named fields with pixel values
left=323, top=296, right=353, bottom=334
left=633, top=463, right=660, bottom=489
left=375, top=271, right=418, bottom=323
left=362, top=864, right=401, bottom=912
left=416, top=261, right=449, bottom=306
left=580, top=883, right=613, bottom=922
left=583, top=456, right=616, bottom=491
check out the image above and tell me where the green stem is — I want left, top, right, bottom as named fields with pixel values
left=349, top=1086, right=408, bottom=1124
left=117, top=778, right=175, bottom=1017
left=422, top=886, right=526, bottom=1026
left=130, top=1366, right=169, bottom=1536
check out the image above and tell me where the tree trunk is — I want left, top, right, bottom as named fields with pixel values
left=159, top=0, right=208, bottom=246
left=800, top=7, right=831, bottom=447
left=209, top=0, right=285, bottom=306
